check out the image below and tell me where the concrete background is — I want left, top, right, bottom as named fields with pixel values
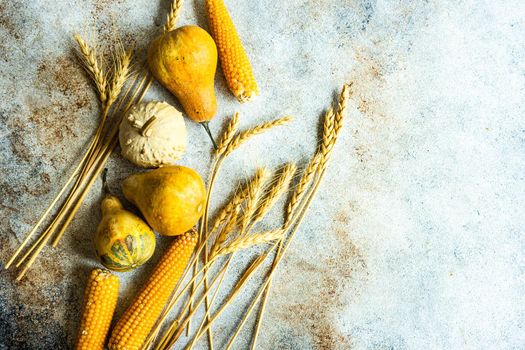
left=1, top=0, right=524, bottom=349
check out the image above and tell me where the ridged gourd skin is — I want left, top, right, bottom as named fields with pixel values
left=119, top=101, right=187, bottom=168
left=148, top=25, right=218, bottom=123
left=94, top=195, right=156, bottom=271
left=205, top=0, right=259, bottom=102
left=75, top=269, right=119, bottom=350
left=122, top=165, right=206, bottom=236
left=107, top=230, right=198, bottom=350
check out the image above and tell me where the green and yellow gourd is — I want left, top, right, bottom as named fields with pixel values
left=94, top=170, right=156, bottom=271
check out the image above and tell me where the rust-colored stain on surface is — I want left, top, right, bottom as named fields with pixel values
left=270, top=208, right=368, bottom=349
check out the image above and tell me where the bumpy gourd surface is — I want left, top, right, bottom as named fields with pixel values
left=94, top=196, right=156, bottom=271
left=119, top=101, right=187, bottom=168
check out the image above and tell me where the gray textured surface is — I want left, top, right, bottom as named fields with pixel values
left=1, top=0, right=524, bottom=349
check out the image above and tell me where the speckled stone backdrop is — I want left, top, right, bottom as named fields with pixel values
left=1, top=0, right=524, bottom=349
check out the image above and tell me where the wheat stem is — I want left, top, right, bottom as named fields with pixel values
left=195, top=166, right=293, bottom=340
left=45, top=47, right=136, bottom=249
left=49, top=74, right=151, bottom=248
left=151, top=257, right=225, bottom=350
left=188, top=157, right=222, bottom=342
left=48, top=71, right=148, bottom=248
left=187, top=256, right=232, bottom=350
left=152, top=113, right=298, bottom=348
left=163, top=252, right=271, bottom=349
left=185, top=245, right=277, bottom=347
left=249, top=239, right=283, bottom=350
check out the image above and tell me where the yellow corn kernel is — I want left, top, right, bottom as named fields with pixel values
left=206, top=0, right=259, bottom=102
left=75, top=269, right=119, bottom=350
left=108, top=229, right=198, bottom=350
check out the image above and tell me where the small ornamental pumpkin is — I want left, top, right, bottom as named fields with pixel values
left=94, top=170, right=156, bottom=271
left=119, top=101, right=187, bottom=168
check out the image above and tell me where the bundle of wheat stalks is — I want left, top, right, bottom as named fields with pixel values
left=4, top=0, right=185, bottom=280
left=137, top=82, right=351, bottom=349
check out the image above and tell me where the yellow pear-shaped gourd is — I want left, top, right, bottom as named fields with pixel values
left=148, top=25, right=218, bottom=123
left=122, top=166, right=206, bottom=236
left=94, top=171, right=156, bottom=271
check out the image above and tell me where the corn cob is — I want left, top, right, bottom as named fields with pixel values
left=108, top=229, right=198, bottom=350
left=205, top=0, right=259, bottom=102
left=75, top=269, right=119, bottom=350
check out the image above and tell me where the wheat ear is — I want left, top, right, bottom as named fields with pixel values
left=215, top=229, right=284, bottom=257
left=193, top=83, right=352, bottom=348
left=334, top=82, right=351, bottom=139
left=252, top=163, right=297, bottom=225
left=320, top=107, right=336, bottom=158
left=209, top=182, right=248, bottom=234
left=164, top=0, right=184, bottom=33
left=210, top=168, right=270, bottom=257
left=238, top=168, right=271, bottom=234
left=106, top=43, right=132, bottom=109
left=74, top=34, right=107, bottom=105
left=286, top=154, right=321, bottom=222
left=224, top=116, right=292, bottom=156
left=318, top=83, right=351, bottom=171
left=215, top=112, right=240, bottom=156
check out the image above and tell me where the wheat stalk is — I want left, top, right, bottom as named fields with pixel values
left=11, top=69, right=149, bottom=280
left=215, top=112, right=240, bottom=156
left=74, top=34, right=107, bottom=105
left=106, top=44, right=132, bottom=109
left=286, top=154, right=321, bottom=222
left=215, top=229, right=284, bottom=257
left=319, top=107, right=336, bottom=159
left=209, top=168, right=270, bottom=257
left=334, top=82, right=351, bottom=139
left=318, top=84, right=350, bottom=171
left=192, top=166, right=293, bottom=349
left=224, top=116, right=292, bottom=156
left=247, top=83, right=352, bottom=348
left=238, top=168, right=271, bottom=234
left=148, top=102, right=304, bottom=349
left=209, top=183, right=248, bottom=234
left=8, top=1, right=170, bottom=279
left=187, top=115, right=289, bottom=342
left=253, top=163, right=296, bottom=225
left=162, top=251, right=271, bottom=350
left=164, top=0, right=184, bottom=33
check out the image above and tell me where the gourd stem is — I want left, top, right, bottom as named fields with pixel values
left=200, top=121, right=218, bottom=150
left=140, top=115, right=158, bottom=136
left=102, top=168, right=111, bottom=195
